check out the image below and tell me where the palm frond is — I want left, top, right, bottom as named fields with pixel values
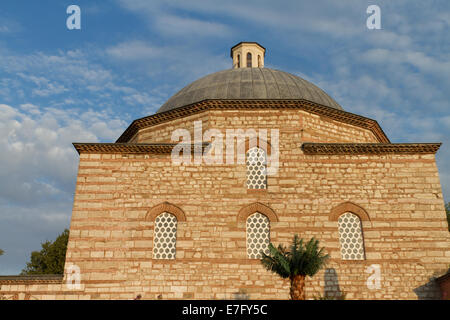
left=261, top=234, right=330, bottom=278
left=261, top=243, right=290, bottom=278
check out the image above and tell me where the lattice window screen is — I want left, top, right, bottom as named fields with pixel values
left=246, top=147, right=267, bottom=189
left=338, top=212, right=365, bottom=260
left=153, top=212, right=177, bottom=259
left=246, top=212, right=270, bottom=259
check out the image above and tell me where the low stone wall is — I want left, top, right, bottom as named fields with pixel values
left=0, top=275, right=90, bottom=300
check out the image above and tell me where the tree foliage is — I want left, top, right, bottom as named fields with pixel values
left=260, top=235, right=329, bottom=300
left=261, top=234, right=330, bottom=278
left=0, top=249, right=4, bottom=256
left=21, top=229, right=69, bottom=275
left=446, top=202, right=450, bottom=232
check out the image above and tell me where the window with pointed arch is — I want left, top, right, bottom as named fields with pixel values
left=247, top=52, right=252, bottom=67
left=337, top=212, right=365, bottom=260
left=246, top=212, right=270, bottom=259
left=237, top=54, right=241, bottom=68
left=246, top=147, right=267, bottom=189
left=153, top=212, right=178, bottom=259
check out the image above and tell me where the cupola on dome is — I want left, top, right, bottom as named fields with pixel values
left=157, top=42, right=343, bottom=113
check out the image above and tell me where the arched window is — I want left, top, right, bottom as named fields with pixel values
left=153, top=212, right=178, bottom=259
left=247, top=52, right=252, bottom=68
left=246, top=147, right=267, bottom=189
left=246, top=212, right=270, bottom=259
left=258, top=55, right=261, bottom=67
left=337, top=212, right=365, bottom=260
left=237, top=54, right=240, bottom=68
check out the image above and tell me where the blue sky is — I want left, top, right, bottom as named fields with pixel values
left=0, top=0, right=449, bottom=274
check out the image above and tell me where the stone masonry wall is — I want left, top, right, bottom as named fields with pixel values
left=132, top=109, right=380, bottom=144
left=1, top=109, right=448, bottom=300
left=0, top=280, right=89, bottom=300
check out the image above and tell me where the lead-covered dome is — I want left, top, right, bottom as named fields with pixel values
left=157, top=67, right=343, bottom=113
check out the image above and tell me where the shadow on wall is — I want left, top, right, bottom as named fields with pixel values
left=322, top=267, right=443, bottom=299
left=233, top=288, right=250, bottom=300
left=414, top=278, right=442, bottom=300
left=324, top=268, right=343, bottom=298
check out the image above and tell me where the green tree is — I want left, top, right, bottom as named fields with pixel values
left=260, top=234, right=329, bottom=300
left=446, top=202, right=450, bottom=232
left=21, top=229, right=69, bottom=275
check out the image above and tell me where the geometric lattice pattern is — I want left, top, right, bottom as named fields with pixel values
left=246, top=147, right=267, bottom=189
left=246, top=212, right=270, bottom=259
left=153, top=212, right=177, bottom=260
left=338, top=212, right=365, bottom=260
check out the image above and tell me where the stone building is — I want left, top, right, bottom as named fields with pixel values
left=1, top=42, right=449, bottom=300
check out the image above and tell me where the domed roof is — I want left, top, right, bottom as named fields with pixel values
left=157, top=68, right=343, bottom=113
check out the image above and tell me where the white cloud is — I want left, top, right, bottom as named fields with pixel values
left=0, top=98, right=135, bottom=275
left=0, top=202, right=72, bottom=274
left=0, top=16, right=21, bottom=34
left=154, top=15, right=232, bottom=37
left=117, top=0, right=363, bottom=38
left=106, top=41, right=164, bottom=61
left=20, top=103, right=41, bottom=115
left=0, top=103, right=127, bottom=206
left=106, top=40, right=229, bottom=85
left=2, top=50, right=115, bottom=92
left=0, top=48, right=166, bottom=114
left=0, top=102, right=127, bottom=274
left=362, top=49, right=450, bottom=81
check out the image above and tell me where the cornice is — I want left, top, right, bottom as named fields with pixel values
left=73, top=143, right=209, bottom=154
left=0, top=275, right=63, bottom=284
left=301, top=143, right=441, bottom=155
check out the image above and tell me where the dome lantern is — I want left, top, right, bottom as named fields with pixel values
left=231, top=42, right=266, bottom=69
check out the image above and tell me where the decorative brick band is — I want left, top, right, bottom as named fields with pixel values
left=0, top=275, right=63, bottom=285
left=237, top=202, right=279, bottom=223
left=146, top=202, right=187, bottom=222
left=73, top=143, right=209, bottom=155
left=329, top=202, right=371, bottom=221
left=115, top=99, right=390, bottom=144
left=301, top=143, right=441, bottom=155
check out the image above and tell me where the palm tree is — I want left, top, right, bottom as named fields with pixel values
left=261, top=234, right=329, bottom=300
